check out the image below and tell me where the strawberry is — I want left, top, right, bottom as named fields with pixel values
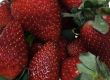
left=67, top=38, right=87, bottom=57
left=80, top=21, right=105, bottom=55
left=31, top=43, right=43, bottom=55
left=57, top=38, right=68, bottom=78
left=11, top=0, right=61, bottom=41
left=80, top=21, right=110, bottom=69
left=63, top=0, right=82, bottom=9
left=0, top=0, right=12, bottom=28
left=29, top=42, right=59, bottom=80
left=0, top=21, right=28, bottom=79
left=61, top=57, right=80, bottom=80
left=58, top=38, right=68, bottom=62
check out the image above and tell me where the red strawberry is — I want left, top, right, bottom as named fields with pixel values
left=0, top=0, right=12, bottom=27
left=80, top=21, right=105, bottom=54
left=67, top=38, right=87, bottom=57
left=80, top=21, right=110, bottom=69
left=29, top=42, right=59, bottom=80
left=61, top=57, right=80, bottom=80
left=31, top=43, right=43, bottom=55
left=0, top=21, right=28, bottom=79
left=58, top=38, right=68, bottom=62
left=63, top=0, right=82, bottom=9
left=11, top=0, right=61, bottom=41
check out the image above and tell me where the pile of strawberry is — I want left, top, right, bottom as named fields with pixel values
left=0, top=0, right=110, bottom=80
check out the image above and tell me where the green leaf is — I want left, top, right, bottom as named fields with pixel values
left=77, top=64, right=94, bottom=75
left=71, top=8, right=81, bottom=14
left=82, top=8, right=95, bottom=20
left=16, top=68, right=28, bottom=80
left=90, top=0, right=106, bottom=7
left=100, top=7, right=110, bottom=14
left=20, top=71, right=28, bottom=80
left=84, top=1, right=94, bottom=8
left=79, top=52, right=97, bottom=71
left=80, top=73, right=93, bottom=80
left=73, top=11, right=86, bottom=26
left=62, top=13, right=75, bottom=18
left=96, top=57, right=110, bottom=78
left=84, top=0, right=98, bottom=7
left=97, top=0, right=107, bottom=6
left=92, top=15, right=109, bottom=34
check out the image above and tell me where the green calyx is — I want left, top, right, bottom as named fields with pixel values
left=100, top=8, right=110, bottom=15
left=94, top=75, right=104, bottom=80
left=62, top=8, right=95, bottom=27
left=92, top=15, right=109, bottom=34
left=82, top=0, right=109, bottom=8
left=62, top=0, right=110, bottom=35
left=76, top=52, right=110, bottom=80
left=16, top=68, right=29, bottom=80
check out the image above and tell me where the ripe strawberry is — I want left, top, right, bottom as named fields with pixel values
left=80, top=21, right=110, bottom=69
left=67, top=38, right=87, bottom=57
left=61, top=57, right=80, bottom=80
left=63, top=0, right=82, bottom=9
left=29, top=42, right=59, bottom=80
left=58, top=38, right=68, bottom=62
left=0, top=0, right=12, bottom=27
left=0, top=21, right=28, bottom=79
left=11, top=0, right=61, bottom=41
